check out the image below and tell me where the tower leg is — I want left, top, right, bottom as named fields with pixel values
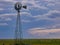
left=14, top=11, right=24, bottom=45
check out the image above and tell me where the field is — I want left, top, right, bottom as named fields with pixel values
left=0, top=39, right=60, bottom=45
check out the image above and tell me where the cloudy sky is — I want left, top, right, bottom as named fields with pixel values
left=0, top=0, right=60, bottom=39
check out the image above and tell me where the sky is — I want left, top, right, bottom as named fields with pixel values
left=0, top=0, right=60, bottom=39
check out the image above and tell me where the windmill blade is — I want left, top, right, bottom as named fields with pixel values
left=23, top=5, right=27, bottom=9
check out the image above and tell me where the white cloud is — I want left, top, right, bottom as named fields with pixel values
left=0, top=13, right=16, bottom=17
left=28, top=27, right=60, bottom=36
left=31, top=5, right=48, bottom=9
left=0, top=0, right=17, bottom=3
left=0, top=0, right=60, bottom=39
left=32, top=10, right=60, bottom=21
left=0, top=0, right=48, bottom=12
left=4, top=0, right=14, bottom=1
left=21, top=0, right=48, bottom=10
left=44, top=0, right=58, bottom=2
left=0, top=17, right=12, bottom=21
left=0, top=23, right=8, bottom=26
left=21, top=12, right=31, bottom=16
left=44, top=0, right=60, bottom=10
left=0, top=8, right=4, bottom=10
left=0, top=14, right=16, bottom=21
left=21, top=19, right=31, bottom=23
left=0, top=12, right=31, bottom=22
left=50, top=24, right=60, bottom=29
left=47, top=3, right=55, bottom=7
left=0, top=12, right=31, bottom=17
left=4, top=18, right=12, bottom=21
left=32, top=10, right=60, bottom=29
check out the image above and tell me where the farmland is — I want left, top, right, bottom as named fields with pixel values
left=0, top=39, right=60, bottom=45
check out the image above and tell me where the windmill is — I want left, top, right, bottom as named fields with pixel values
left=14, top=2, right=27, bottom=45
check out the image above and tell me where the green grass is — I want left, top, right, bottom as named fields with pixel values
left=0, top=39, right=60, bottom=45
left=23, top=39, right=60, bottom=45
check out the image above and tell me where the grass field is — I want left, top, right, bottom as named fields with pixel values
left=0, top=39, right=60, bottom=45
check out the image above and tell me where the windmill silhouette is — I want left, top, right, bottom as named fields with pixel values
left=14, top=2, right=27, bottom=45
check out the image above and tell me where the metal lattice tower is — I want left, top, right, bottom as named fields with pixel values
left=14, top=2, right=27, bottom=45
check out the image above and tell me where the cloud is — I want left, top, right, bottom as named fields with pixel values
left=50, top=24, right=60, bottom=29
left=29, top=28, right=60, bottom=34
left=0, top=14, right=16, bottom=22
left=4, top=18, right=12, bottom=21
left=0, top=0, right=60, bottom=11
left=0, top=8, right=4, bottom=10
left=0, top=12, right=31, bottom=17
left=0, top=0, right=17, bottom=3
left=31, top=10, right=60, bottom=29
left=0, top=0, right=13, bottom=1
left=45, top=0, right=60, bottom=10
left=21, top=12, right=31, bottom=16
left=21, top=19, right=31, bottom=23
left=0, top=23, right=8, bottom=26
left=32, top=10, right=60, bottom=21
left=0, top=0, right=60, bottom=39
left=21, top=0, right=48, bottom=10
left=28, top=27, right=60, bottom=38
left=0, top=0, right=60, bottom=25
left=47, top=3, right=55, bottom=7
left=44, top=0, right=59, bottom=2
left=0, top=12, right=32, bottom=23
left=0, top=13, right=16, bottom=17
left=0, top=17, right=12, bottom=21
